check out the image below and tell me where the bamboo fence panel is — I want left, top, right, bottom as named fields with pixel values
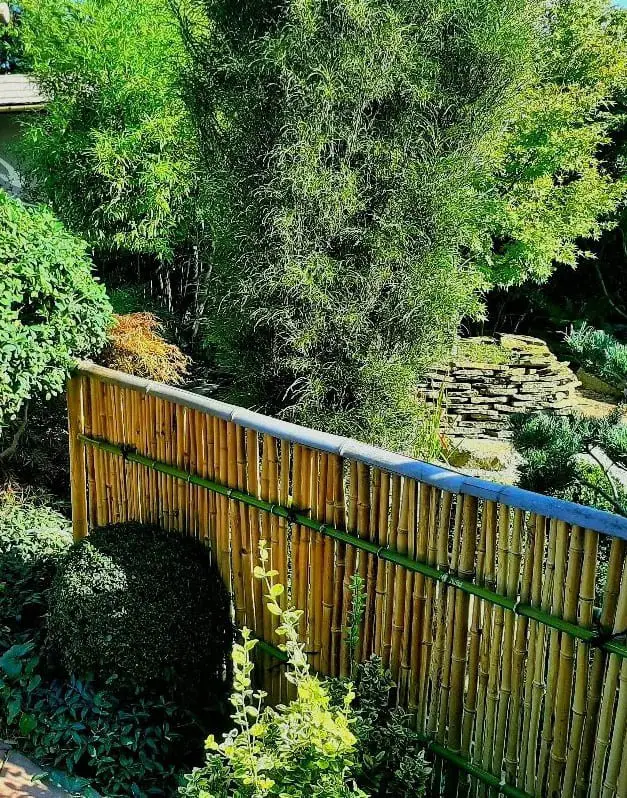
left=66, top=365, right=627, bottom=798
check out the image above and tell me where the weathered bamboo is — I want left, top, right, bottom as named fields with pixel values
left=330, top=455, right=346, bottom=676
left=381, top=474, right=401, bottom=671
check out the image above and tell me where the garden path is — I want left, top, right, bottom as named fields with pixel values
left=0, top=743, right=72, bottom=797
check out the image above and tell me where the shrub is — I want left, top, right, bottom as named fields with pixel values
left=177, top=0, right=539, bottom=450
left=180, top=541, right=365, bottom=798
left=0, top=642, right=198, bottom=797
left=565, top=323, right=627, bottom=389
left=0, top=485, right=72, bottom=648
left=98, top=313, right=190, bottom=384
left=47, top=523, right=233, bottom=703
left=0, top=189, right=112, bottom=432
left=510, top=409, right=627, bottom=516
left=0, top=4, right=26, bottom=73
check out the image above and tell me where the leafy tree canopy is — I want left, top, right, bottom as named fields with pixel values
left=19, top=0, right=200, bottom=265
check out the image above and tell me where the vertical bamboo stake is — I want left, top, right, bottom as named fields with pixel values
left=390, top=478, right=410, bottom=683
left=462, top=504, right=486, bottom=759
left=417, top=487, right=439, bottom=734
left=373, top=470, right=391, bottom=658
left=297, top=447, right=312, bottom=641
left=546, top=526, right=584, bottom=796
left=236, top=425, right=253, bottom=627
left=448, top=494, right=477, bottom=753
left=356, top=462, right=372, bottom=663
left=381, top=474, right=401, bottom=671
left=482, top=503, right=508, bottom=780
left=428, top=489, right=453, bottom=738
left=227, top=421, right=245, bottom=627
left=538, top=521, right=570, bottom=794
left=340, top=461, right=359, bottom=677
left=409, top=483, right=431, bottom=728
left=330, top=455, right=346, bottom=676
left=82, top=378, right=97, bottom=528
left=246, top=429, right=263, bottom=635
left=562, top=530, right=597, bottom=795
left=589, top=549, right=627, bottom=798
left=362, top=467, right=380, bottom=660
left=68, top=375, right=88, bottom=541
left=504, top=511, right=533, bottom=784
left=575, top=538, right=624, bottom=797
left=522, top=515, right=549, bottom=792
left=437, top=494, right=463, bottom=745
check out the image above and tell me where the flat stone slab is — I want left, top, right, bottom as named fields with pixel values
left=0, top=744, right=72, bottom=797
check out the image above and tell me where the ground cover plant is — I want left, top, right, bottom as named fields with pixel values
left=0, top=189, right=112, bottom=438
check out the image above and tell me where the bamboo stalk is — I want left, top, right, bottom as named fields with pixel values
left=381, top=474, right=401, bottom=671
left=438, top=495, right=463, bottom=746
left=575, top=538, right=624, bottom=797
left=589, top=549, right=627, bottom=798
left=340, top=462, right=359, bottom=677
left=67, top=375, right=88, bottom=541
left=399, top=479, right=417, bottom=704
left=374, top=470, right=391, bottom=658
left=330, top=455, right=346, bottom=677
left=504, top=511, right=533, bottom=784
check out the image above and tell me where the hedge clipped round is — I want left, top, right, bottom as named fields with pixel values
left=47, top=523, right=232, bottom=701
left=0, top=189, right=112, bottom=430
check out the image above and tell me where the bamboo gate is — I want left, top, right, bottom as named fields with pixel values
left=67, top=362, right=627, bottom=798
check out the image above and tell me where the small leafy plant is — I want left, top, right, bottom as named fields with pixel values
left=180, top=540, right=365, bottom=797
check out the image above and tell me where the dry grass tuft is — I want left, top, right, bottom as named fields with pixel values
left=100, top=313, right=190, bottom=385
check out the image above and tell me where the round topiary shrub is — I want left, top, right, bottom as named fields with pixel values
left=47, top=523, right=233, bottom=703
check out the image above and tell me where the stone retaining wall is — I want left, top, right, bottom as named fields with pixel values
left=417, top=335, right=580, bottom=439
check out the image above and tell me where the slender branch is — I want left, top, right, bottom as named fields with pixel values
left=579, top=471, right=626, bottom=517
left=0, top=403, right=28, bottom=461
left=586, top=446, right=621, bottom=504
left=594, top=260, right=627, bottom=321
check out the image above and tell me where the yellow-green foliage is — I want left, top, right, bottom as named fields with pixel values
left=180, top=540, right=365, bottom=798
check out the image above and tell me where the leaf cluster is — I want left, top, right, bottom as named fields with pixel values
left=47, top=523, right=233, bottom=704
left=0, top=189, right=112, bottom=431
left=181, top=540, right=365, bottom=798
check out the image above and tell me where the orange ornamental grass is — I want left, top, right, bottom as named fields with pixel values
left=100, top=313, right=190, bottom=385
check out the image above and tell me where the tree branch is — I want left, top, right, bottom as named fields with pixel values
left=0, top=403, right=28, bottom=461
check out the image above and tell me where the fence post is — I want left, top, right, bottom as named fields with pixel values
left=67, top=373, right=88, bottom=541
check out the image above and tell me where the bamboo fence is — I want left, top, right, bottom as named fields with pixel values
left=67, top=363, right=627, bottom=798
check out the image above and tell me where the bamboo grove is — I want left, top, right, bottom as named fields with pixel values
left=67, top=363, right=627, bottom=798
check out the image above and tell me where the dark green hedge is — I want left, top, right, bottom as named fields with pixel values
left=47, top=523, right=233, bottom=703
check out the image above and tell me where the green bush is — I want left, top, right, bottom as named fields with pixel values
left=510, top=409, right=627, bottom=516
left=565, top=323, right=627, bottom=390
left=0, top=486, right=72, bottom=648
left=47, top=523, right=233, bottom=702
left=181, top=541, right=364, bottom=798
left=341, top=656, right=430, bottom=798
left=0, top=190, right=112, bottom=431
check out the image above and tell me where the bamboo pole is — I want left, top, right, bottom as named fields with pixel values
left=399, top=479, right=417, bottom=704
left=575, top=537, right=625, bottom=797
left=67, top=375, right=88, bottom=541
left=340, top=461, right=359, bottom=677
left=381, top=474, right=401, bottom=671
left=589, top=549, right=627, bottom=797
left=330, top=455, right=346, bottom=677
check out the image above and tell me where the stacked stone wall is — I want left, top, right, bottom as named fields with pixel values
left=417, top=335, right=580, bottom=439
